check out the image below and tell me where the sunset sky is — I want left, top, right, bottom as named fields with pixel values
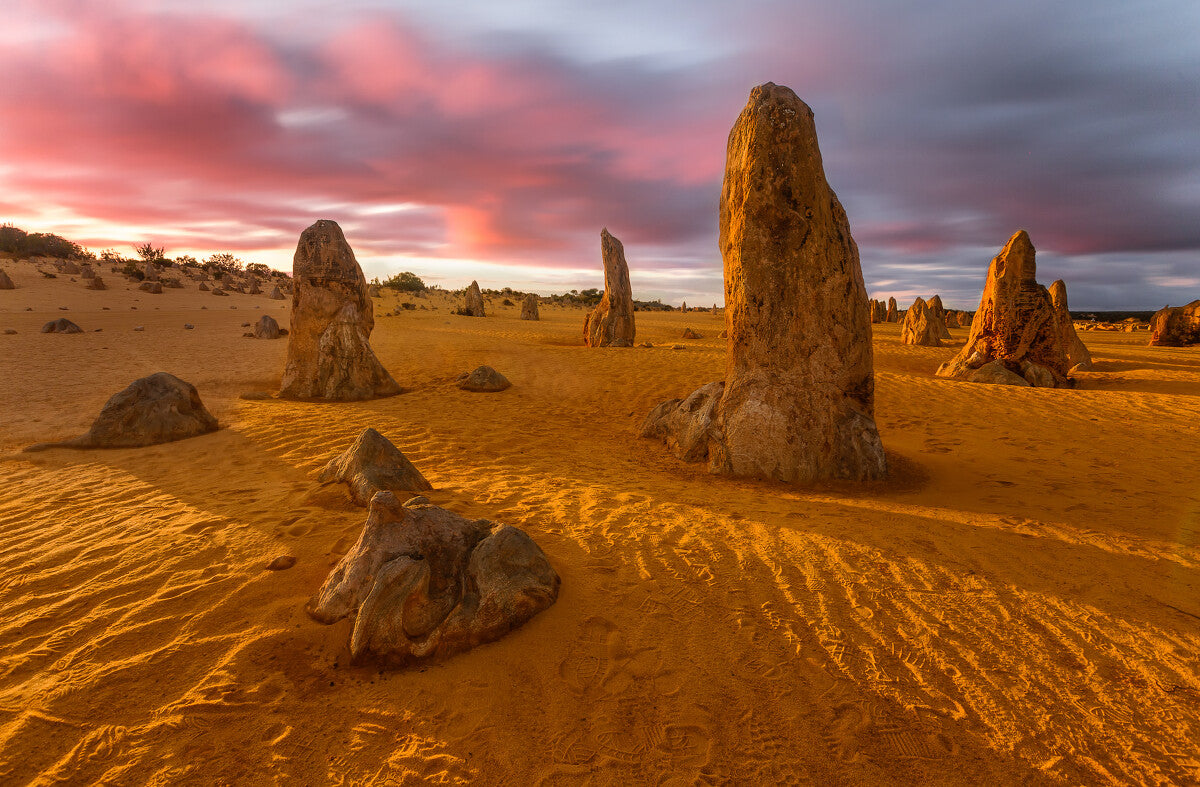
left=3, top=0, right=1197, bottom=308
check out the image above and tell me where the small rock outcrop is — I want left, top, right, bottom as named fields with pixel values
left=25, top=372, right=218, bottom=450
left=900, top=297, right=943, bottom=346
left=269, top=285, right=285, bottom=300
left=306, top=492, right=559, bottom=667
left=681, top=328, right=701, bottom=339
left=456, top=365, right=511, bottom=392
left=199, top=281, right=210, bottom=292
left=318, top=428, right=432, bottom=505
left=520, top=293, right=539, bottom=321
left=886, top=297, right=898, bottom=322
left=583, top=229, right=636, bottom=347
left=0, top=270, right=16, bottom=289
left=870, top=299, right=886, bottom=323
left=1048, top=280, right=1093, bottom=369
left=41, top=318, right=82, bottom=334
left=642, top=83, right=885, bottom=483
left=86, top=276, right=107, bottom=290
left=279, top=220, right=401, bottom=401
left=139, top=281, right=163, bottom=294
left=935, top=231, right=1072, bottom=387
left=462, top=281, right=486, bottom=317
left=1148, top=301, right=1200, bottom=346
left=247, top=314, right=287, bottom=339
left=248, top=279, right=262, bottom=295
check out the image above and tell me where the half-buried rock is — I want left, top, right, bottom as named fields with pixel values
left=935, top=231, right=1072, bottom=387
left=456, top=365, right=511, bottom=392
left=279, top=220, right=401, bottom=400
left=642, top=83, right=886, bottom=483
left=0, top=270, right=15, bottom=289
left=318, top=427, right=432, bottom=505
left=583, top=229, right=635, bottom=347
left=25, top=372, right=218, bottom=450
left=900, top=297, right=943, bottom=346
left=41, top=318, right=83, bottom=334
left=246, top=314, right=287, bottom=339
left=306, top=491, right=559, bottom=667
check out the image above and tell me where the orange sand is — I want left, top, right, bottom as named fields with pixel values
left=1, top=258, right=1198, bottom=784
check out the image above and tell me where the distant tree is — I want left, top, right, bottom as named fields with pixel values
left=100, top=248, right=125, bottom=263
left=134, top=242, right=166, bottom=263
left=175, top=254, right=199, bottom=268
left=203, top=252, right=243, bottom=276
left=0, top=224, right=28, bottom=254
left=24, top=233, right=83, bottom=259
left=380, top=271, right=426, bottom=293
left=245, top=261, right=271, bottom=277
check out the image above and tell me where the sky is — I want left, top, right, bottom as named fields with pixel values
left=1, top=0, right=1197, bottom=309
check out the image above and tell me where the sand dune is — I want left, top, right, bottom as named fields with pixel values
left=1, top=259, right=1198, bottom=784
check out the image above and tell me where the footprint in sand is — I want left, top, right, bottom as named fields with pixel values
left=557, top=616, right=618, bottom=696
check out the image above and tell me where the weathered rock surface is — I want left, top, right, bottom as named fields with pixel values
left=456, top=365, right=511, bottom=392
left=41, top=318, right=82, bottom=334
left=886, top=297, right=898, bottom=322
left=199, top=281, right=210, bottom=292
left=1148, top=300, right=1200, bottom=347
left=0, top=270, right=13, bottom=289
left=927, top=295, right=953, bottom=340
left=1048, top=280, right=1093, bottom=369
left=462, top=281, right=486, bottom=317
left=139, top=281, right=163, bottom=294
left=968, top=360, right=1032, bottom=387
left=318, top=428, right=432, bottom=505
left=681, top=328, right=701, bottom=339
left=870, top=299, right=886, bottom=323
left=86, top=276, right=107, bottom=291
left=25, top=372, right=218, bottom=450
left=900, top=297, right=943, bottom=346
left=935, top=231, right=1072, bottom=388
left=248, top=279, right=262, bottom=295
left=248, top=314, right=287, bottom=339
left=642, top=83, right=885, bottom=483
left=583, top=229, right=636, bottom=347
left=306, top=491, right=559, bottom=667
left=520, top=293, right=539, bottom=321
left=269, top=285, right=285, bottom=300
left=279, top=220, right=400, bottom=401
left=143, top=264, right=159, bottom=282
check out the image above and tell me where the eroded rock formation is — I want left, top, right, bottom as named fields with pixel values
left=41, top=318, right=82, bottom=334
left=462, top=281, right=486, bottom=317
left=900, top=297, right=943, bottom=346
left=1149, top=301, right=1200, bottom=346
left=306, top=492, right=559, bottom=667
left=248, top=314, right=287, bottom=339
left=583, top=229, right=635, bottom=347
left=520, top=293, right=539, bottom=321
left=927, top=295, right=952, bottom=340
left=318, top=428, right=432, bottom=505
left=886, top=297, right=898, bottom=322
left=935, top=231, right=1072, bottom=387
left=641, top=83, right=885, bottom=483
left=1048, top=280, right=1093, bottom=370
left=279, top=220, right=400, bottom=401
left=25, top=372, right=218, bottom=450
left=0, top=270, right=13, bottom=290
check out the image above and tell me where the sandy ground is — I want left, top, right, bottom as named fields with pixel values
left=0, top=257, right=1198, bottom=785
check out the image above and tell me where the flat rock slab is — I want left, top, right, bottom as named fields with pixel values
left=307, top=492, right=559, bottom=668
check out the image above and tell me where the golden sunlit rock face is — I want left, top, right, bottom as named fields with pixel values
left=644, top=83, right=886, bottom=483
left=583, top=228, right=635, bottom=347
left=279, top=220, right=401, bottom=401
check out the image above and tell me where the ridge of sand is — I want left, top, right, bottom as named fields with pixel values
left=1, top=259, right=1198, bottom=784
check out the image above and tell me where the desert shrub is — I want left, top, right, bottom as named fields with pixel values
left=381, top=271, right=426, bottom=292
left=134, top=242, right=165, bottom=263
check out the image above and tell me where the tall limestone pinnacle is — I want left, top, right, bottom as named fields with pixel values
left=936, top=230, right=1072, bottom=387
left=583, top=228, right=635, bottom=347
left=642, top=82, right=886, bottom=483
left=279, top=220, right=401, bottom=401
